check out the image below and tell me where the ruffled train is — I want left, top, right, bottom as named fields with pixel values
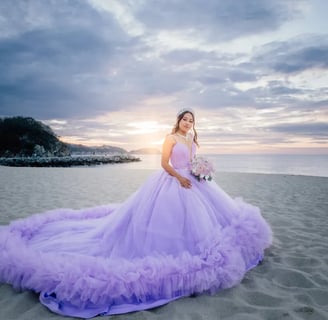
left=0, top=169, right=272, bottom=318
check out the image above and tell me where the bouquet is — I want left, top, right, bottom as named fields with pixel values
left=190, top=156, right=215, bottom=181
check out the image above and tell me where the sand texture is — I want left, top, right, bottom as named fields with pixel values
left=0, top=166, right=327, bottom=319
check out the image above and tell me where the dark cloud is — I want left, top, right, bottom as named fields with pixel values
left=240, top=80, right=328, bottom=112
left=161, top=49, right=210, bottom=65
left=162, top=49, right=256, bottom=85
left=268, top=122, right=328, bottom=137
left=265, top=81, right=302, bottom=95
left=182, top=85, right=255, bottom=109
left=252, top=35, right=328, bottom=74
left=0, top=0, right=142, bottom=119
left=227, top=70, right=257, bottom=83
left=248, top=82, right=303, bottom=106
left=273, top=46, right=328, bottom=74
left=196, top=76, right=226, bottom=85
left=312, top=99, right=328, bottom=108
left=135, top=0, right=299, bottom=41
left=0, top=0, right=109, bottom=38
left=269, top=86, right=301, bottom=95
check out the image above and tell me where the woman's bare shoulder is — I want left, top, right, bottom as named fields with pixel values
left=164, top=133, right=177, bottom=144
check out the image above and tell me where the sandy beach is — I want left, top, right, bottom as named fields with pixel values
left=0, top=165, right=327, bottom=319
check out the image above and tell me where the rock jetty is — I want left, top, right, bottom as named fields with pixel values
left=0, top=154, right=140, bottom=167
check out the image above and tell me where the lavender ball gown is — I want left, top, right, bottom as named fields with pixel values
left=0, top=142, right=272, bottom=318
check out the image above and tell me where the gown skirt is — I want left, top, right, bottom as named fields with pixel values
left=0, top=142, right=272, bottom=318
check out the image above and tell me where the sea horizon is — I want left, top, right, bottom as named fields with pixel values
left=120, top=153, right=328, bottom=178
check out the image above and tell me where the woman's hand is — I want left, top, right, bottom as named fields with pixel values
left=178, top=176, right=192, bottom=189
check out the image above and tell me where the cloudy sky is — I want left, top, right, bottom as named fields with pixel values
left=0, top=0, right=327, bottom=153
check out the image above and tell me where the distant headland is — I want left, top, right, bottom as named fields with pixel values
left=0, top=116, right=140, bottom=167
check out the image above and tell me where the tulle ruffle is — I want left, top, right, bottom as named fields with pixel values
left=0, top=198, right=271, bottom=318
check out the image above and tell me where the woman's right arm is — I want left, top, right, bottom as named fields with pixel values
left=161, top=135, right=192, bottom=189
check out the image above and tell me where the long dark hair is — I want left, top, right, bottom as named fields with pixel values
left=171, top=111, right=199, bottom=146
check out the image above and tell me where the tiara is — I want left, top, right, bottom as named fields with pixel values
left=177, top=108, right=194, bottom=117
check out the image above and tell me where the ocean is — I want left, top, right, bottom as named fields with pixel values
left=122, top=153, right=328, bottom=178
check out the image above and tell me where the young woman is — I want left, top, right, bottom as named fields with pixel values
left=0, top=108, right=272, bottom=318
